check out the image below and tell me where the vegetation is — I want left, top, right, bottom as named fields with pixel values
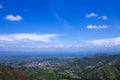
left=0, top=54, right=120, bottom=80
left=0, top=65, right=41, bottom=80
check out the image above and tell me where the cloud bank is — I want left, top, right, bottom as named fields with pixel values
left=88, top=37, right=120, bottom=47
left=0, top=34, right=120, bottom=51
left=0, top=33, right=59, bottom=43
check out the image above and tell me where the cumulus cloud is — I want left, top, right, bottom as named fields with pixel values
left=5, top=14, right=22, bottom=21
left=86, top=13, right=108, bottom=20
left=99, top=16, right=107, bottom=20
left=0, top=5, right=3, bottom=9
left=88, top=37, right=120, bottom=47
left=0, top=33, right=59, bottom=43
left=86, top=12, right=98, bottom=18
left=86, top=25, right=109, bottom=29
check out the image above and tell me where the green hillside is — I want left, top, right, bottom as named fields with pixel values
left=0, top=65, right=41, bottom=80
left=80, top=64, right=120, bottom=80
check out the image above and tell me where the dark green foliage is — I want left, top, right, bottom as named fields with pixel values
left=19, top=67, right=63, bottom=80
left=0, top=65, right=41, bottom=80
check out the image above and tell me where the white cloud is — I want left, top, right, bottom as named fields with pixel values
left=55, top=44, right=64, bottom=48
left=0, top=5, right=3, bottom=9
left=86, top=25, right=109, bottom=29
left=86, top=13, right=108, bottom=20
left=99, top=16, right=107, bottom=20
left=88, top=37, right=120, bottom=47
left=0, top=33, right=59, bottom=43
left=5, top=14, right=22, bottom=21
left=86, top=13, right=98, bottom=18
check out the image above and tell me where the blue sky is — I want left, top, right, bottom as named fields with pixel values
left=0, top=0, right=120, bottom=52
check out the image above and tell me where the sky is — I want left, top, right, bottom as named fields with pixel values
left=0, top=0, right=120, bottom=52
